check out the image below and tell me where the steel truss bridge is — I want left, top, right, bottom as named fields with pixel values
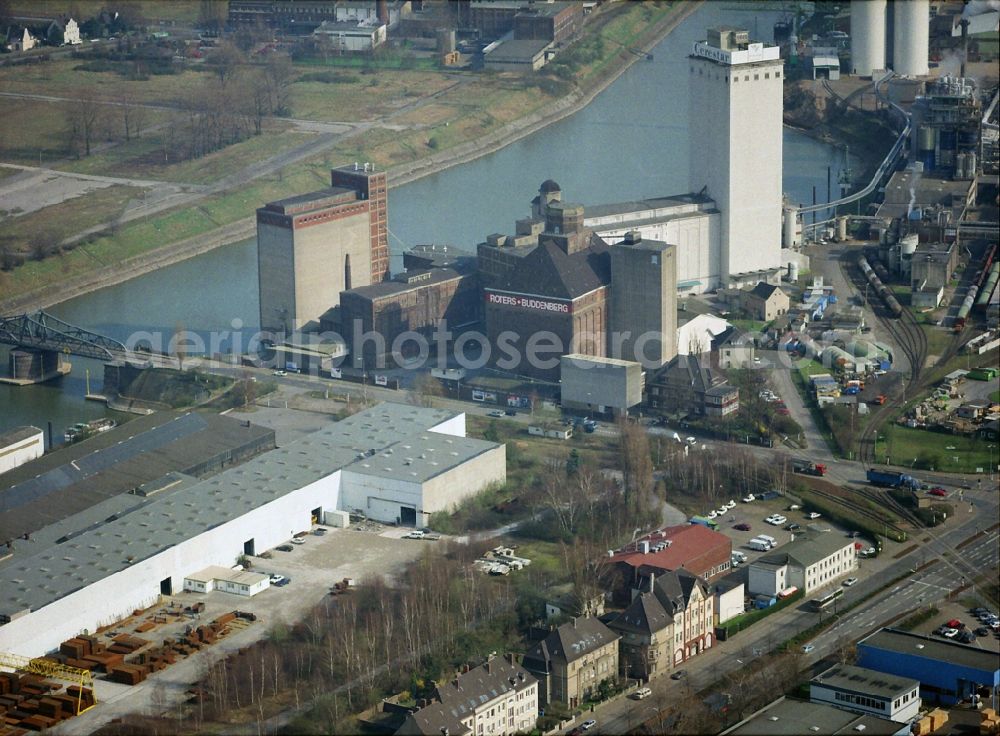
left=0, top=311, right=127, bottom=361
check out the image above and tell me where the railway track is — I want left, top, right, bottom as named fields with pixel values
left=803, top=482, right=908, bottom=539
left=851, top=484, right=925, bottom=529
left=838, top=252, right=929, bottom=466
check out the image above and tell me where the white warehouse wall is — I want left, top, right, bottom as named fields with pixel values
left=0, top=429, right=44, bottom=475
left=593, top=212, right=721, bottom=294
left=421, top=446, right=507, bottom=514
left=0, top=470, right=342, bottom=657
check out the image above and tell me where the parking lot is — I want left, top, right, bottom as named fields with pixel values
left=701, top=495, right=875, bottom=571
left=904, top=599, right=1000, bottom=655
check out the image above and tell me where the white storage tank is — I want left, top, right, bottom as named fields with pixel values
left=851, top=0, right=887, bottom=76
left=893, top=0, right=929, bottom=77
left=788, top=261, right=800, bottom=282
left=783, top=205, right=800, bottom=248
left=836, top=216, right=849, bottom=241
left=900, top=232, right=919, bottom=256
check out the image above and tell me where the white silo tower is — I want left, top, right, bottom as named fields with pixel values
left=850, top=0, right=887, bottom=77
left=893, top=0, right=929, bottom=76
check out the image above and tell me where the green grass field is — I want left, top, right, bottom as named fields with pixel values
left=881, top=424, right=997, bottom=473
left=0, top=184, right=142, bottom=250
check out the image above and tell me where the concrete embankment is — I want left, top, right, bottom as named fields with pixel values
left=0, top=1, right=701, bottom=317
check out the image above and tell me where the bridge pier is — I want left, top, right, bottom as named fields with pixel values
left=0, top=348, right=71, bottom=386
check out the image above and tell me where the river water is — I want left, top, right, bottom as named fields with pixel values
left=1, top=1, right=854, bottom=438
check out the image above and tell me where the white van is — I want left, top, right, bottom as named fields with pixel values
left=631, top=687, right=652, bottom=700
left=757, top=535, right=776, bottom=546
left=747, top=539, right=771, bottom=552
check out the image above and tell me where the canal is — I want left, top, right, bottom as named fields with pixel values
left=2, top=1, right=856, bottom=438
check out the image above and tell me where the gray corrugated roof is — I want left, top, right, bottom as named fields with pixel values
left=756, top=532, right=854, bottom=569
left=812, top=664, right=918, bottom=699
left=859, top=628, right=1000, bottom=674
left=721, top=697, right=904, bottom=735
left=0, top=426, right=42, bottom=448
left=0, top=403, right=483, bottom=619
left=584, top=193, right=714, bottom=220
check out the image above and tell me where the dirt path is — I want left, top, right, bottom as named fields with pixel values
left=0, top=2, right=702, bottom=316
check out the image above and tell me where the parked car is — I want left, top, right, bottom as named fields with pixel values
left=942, top=628, right=960, bottom=638
left=276, top=544, right=294, bottom=552
left=843, top=577, right=858, bottom=587
left=272, top=370, right=286, bottom=376
left=631, top=687, right=652, bottom=700
left=487, top=410, right=504, bottom=418
left=958, top=631, right=977, bottom=643
left=785, top=523, right=801, bottom=531
left=291, top=537, right=306, bottom=545
left=504, top=408, right=517, bottom=416
left=928, top=488, right=948, bottom=497
left=269, top=574, right=285, bottom=584
left=581, top=720, right=597, bottom=731
left=946, top=618, right=965, bottom=629
left=734, top=523, right=752, bottom=531
left=806, top=512, right=821, bottom=519
left=802, top=644, right=815, bottom=653
left=742, top=494, right=756, bottom=503
left=670, top=670, right=687, bottom=680
left=975, top=627, right=990, bottom=637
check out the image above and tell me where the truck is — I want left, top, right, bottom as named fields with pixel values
left=793, top=460, right=827, bottom=476
left=866, top=468, right=920, bottom=490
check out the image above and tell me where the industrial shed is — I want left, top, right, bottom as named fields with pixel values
left=0, top=403, right=504, bottom=658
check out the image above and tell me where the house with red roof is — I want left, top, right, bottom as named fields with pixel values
left=604, top=523, right=732, bottom=602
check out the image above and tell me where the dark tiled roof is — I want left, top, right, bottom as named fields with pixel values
left=609, top=590, right=672, bottom=636
left=434, top=657, right=536, bottom=719
left=497, top=236, right=610, bottom=300
left=395, top=702, right=470, bottom=736
left=524, top=617, right=619, bottom=666
left=656, top=354, right=722, bottom=393
left=749, top=282, right=782, bottom=300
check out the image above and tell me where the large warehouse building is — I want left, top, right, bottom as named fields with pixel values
left=0, top=403, right=504, bottom=658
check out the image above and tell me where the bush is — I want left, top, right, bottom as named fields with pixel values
left=427, top=137, right=439, bottom=149
left=298, top=70, right=360, bottom=84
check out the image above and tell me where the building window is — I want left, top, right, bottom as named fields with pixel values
left=754, top=74, right=759, bottom=80
left=765, top=72, right=770, bottom=79
left=775, top=71, right=781, bottom=78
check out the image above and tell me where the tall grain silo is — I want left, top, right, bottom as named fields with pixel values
left=850, top=0, right=887, bottom=76
left=893, top=0, right=929, bottom=76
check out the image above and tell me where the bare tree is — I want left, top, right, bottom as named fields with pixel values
left=619, top=419, right=654, bottom=523
left=264, top=55, right=294, bottom=116
left=411, top=373, right=444, bottom=407
left=66, top=94, right=104, bottom=157
left=209, top=41, right=245, bottom=86
left=119, top=89, right=146, bottom=141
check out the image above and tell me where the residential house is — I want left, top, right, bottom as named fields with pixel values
left=395, top=654, right=537, bottom=736
left=747, top=532, right=858, bottom=597
left=606, top=569, right=714, bottom=682
left=713, top=326, right=755, bottom=369
left=522, top=617, right=619, bottom=708
left=6, top=27, right=36, bottom=52
left=645, top=354, right=739, bottom=418
left=605, top=524, right=733, bottom=603
left=47, top=17, right=81, bottom=45
left=742, top=282, right=789, bottom=322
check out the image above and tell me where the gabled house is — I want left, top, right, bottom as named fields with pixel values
left=645, top=354, right=739, bottom=418
left=47, top=16, right=81, bottom=45
left=606, top=568, right=714, bottom=682
left=522, top=617, right=619, bottom=708
left=395, top=654, right=538, bottom=736
left=742, top=282, right=789, bottom=322
left=6, top=27, right=36, bottom=52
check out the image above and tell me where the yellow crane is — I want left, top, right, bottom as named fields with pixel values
left=0, top=652, right=96, bottom=715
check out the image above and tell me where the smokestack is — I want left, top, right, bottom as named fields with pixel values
left=960, top=18, right=969, bottom=78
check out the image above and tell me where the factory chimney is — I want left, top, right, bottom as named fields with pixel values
left=960, top=17, right=969, bottom=78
